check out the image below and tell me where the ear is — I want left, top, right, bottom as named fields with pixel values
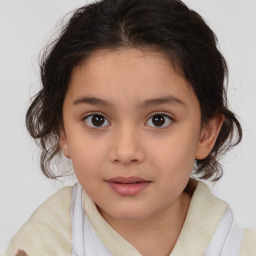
left=195, top=114, right=224, bottom=160
left=59, top=130, right=71, bottom=159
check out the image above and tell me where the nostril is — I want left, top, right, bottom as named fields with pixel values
left=109, top=135, right=145, bottom=164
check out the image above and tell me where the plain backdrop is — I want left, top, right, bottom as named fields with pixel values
left=0, top=0, right=256, bottom=254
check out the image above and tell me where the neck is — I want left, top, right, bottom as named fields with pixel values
left=100, top=191, right=191, bottom=256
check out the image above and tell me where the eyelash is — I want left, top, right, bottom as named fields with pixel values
left=82, top=112, right=173, bottom=129
left=82, top=112, right=110, bottom=129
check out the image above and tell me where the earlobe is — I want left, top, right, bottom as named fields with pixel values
left=59, top=130, right=71, bottom=159
left=195, top=114, right=224, bottom=160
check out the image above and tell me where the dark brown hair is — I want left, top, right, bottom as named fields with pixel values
left=26, top=0, right=242, bottom=180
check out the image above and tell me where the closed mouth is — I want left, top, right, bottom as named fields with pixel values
left=106, top=176, right=151, bottom=184
left=106, top=176, right=151, bottom=196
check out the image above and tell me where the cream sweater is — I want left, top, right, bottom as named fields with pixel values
left=5, top=182, right=256, bottom=256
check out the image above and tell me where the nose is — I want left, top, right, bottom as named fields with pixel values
left=109, top=125, right=145, bottom=165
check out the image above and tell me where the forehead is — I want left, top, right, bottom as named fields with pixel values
left=67, top=48, right=196, bottom=107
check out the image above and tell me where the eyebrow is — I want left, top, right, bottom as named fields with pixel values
left=73, top=95, right=186, bottom=109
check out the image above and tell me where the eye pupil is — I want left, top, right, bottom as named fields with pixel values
left=152, top=115, right=165, bottom=126
left=92, top=115, right=105, bottom=126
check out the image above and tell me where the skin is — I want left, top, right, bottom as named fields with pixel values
left=60, top=48, right=223, bottom=255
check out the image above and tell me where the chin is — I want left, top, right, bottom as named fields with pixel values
left=104, top=206, right=150, bottom=222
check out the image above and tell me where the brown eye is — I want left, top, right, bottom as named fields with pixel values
left=84, top=114, right=110, bottom=128
left=146, top=114, right=172, bottom=128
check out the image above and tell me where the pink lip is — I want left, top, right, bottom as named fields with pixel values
left=106, top=176, right=151, bottom=196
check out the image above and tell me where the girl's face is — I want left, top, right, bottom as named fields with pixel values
left=60, top=48, right=219, bottom=224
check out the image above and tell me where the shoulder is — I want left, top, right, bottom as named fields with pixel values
left=5, top=186, right=73, bottom=256
left=239, top=228, right=256, bottom=255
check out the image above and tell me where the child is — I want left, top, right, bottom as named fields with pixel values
left=5, top=0, right=256, bottom=255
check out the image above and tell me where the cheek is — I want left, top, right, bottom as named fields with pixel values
left=147, top=129, right=199, bottom=176
left=68, top=136, right=107, bottom=177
